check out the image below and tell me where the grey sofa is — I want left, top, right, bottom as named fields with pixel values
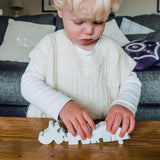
left=0, top=14, right=160, bottom=120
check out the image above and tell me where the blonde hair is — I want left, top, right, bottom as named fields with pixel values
left=54, top=0, right=122, bottom=21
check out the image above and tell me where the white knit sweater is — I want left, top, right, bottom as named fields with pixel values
left=26, top=30, right=136, bottom=120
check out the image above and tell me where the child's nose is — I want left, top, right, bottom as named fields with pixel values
left=84, top=24, right=94, bottom=35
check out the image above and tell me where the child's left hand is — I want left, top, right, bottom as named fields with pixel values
left=105, top=104, right=135, bottom=137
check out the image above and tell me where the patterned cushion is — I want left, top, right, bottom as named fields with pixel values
left=123, top=40, right=160, bottom=70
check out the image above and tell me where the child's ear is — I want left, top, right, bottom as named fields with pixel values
left=54, top=0, right=63, bottom=18
left=56, top=7, right=63, bottom=18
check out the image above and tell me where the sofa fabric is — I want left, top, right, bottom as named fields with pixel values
left=0, top=61, right=28, bottom=105
left=137, top=66, right=160, bottom=104
left=0, top=14, right=160, bottom=120
left=0, top=16, right=9, bottom=45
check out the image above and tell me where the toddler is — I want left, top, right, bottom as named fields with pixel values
left=21, top=0, right=141, bottom=140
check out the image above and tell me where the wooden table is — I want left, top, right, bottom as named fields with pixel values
left=0, top=117, right=159, bottom=160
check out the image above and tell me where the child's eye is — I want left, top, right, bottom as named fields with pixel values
left=74, top=21, right=83, bottom=25
left=93, top=21, right=104, bottom=25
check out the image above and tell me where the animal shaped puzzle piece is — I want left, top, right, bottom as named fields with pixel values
left=38, top=120, right=130, bottom=145
left=38, top=120, right=65, bottom=144
left=64, top=131, right=91, bottom=145
left=91, top=121, right=130, bottom=144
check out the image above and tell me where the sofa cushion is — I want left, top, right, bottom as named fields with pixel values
left=135, top=105, right=160, bottom=120
left=0, top=105, right=28, bottom=117
left=126, top=34, right=148, bottom=41
left=55, top=15, right=64, bottom=31
left=0, top=16, right=11, bottom=45
left=136, top=66, right=160, bottom=104
left=115, top=14, right=160, bottom=32
left=0, top=19, right=55, bottom=62
left=0, top=14, right=55, bottom=45
left=120, top=17, right=154, bottom=35
left=0, top=61, right=29, bottom=105
left=123, top=40, right=160, bottom=70
left=103, top=19, right=129, bottom=46
left=14, top=14, right=55, bottom=25
left=126, top=31, right=160, bottom=42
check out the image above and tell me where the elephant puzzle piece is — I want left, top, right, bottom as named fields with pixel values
left=38, top=120, right=130, bottom=145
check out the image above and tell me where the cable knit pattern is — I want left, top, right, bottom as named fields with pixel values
left=27, top=30, right=136, bottom=120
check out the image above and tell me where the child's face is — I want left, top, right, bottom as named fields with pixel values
left=58, top=9, right=106, bottom=51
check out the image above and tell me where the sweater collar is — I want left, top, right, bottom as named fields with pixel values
left=62, top=30, right=106, bottom=77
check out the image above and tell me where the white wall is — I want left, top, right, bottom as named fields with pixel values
left=117, top=0, right=158, bottom=16
left=0, top=0, right=42, bottom=16
left=0, top=0, right=159, bottom=16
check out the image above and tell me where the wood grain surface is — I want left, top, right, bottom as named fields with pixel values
left=0, top=117, right=159, bottom=160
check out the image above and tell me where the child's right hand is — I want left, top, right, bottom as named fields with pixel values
left=59, top=100, right=96, bottom=140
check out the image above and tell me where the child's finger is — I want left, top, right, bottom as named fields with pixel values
left=65, top=120, right=77, bottom=137
left=83, top=112, right=96, bottom=130
left=110, top=114, right=122, bottom=135
left=73, top=119, right=86, bottom=140
left=119, top=117, right=130, bottom=137
left=79, top=118, right=92, bottom=139
left=105, top=111, right=116, bottom=132
left=127, top=117, right=135, bottom=134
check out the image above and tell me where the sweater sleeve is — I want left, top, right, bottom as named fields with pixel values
left=110, top=72, right=142, bottom=115
left=21, top=61, right=72, bottom=120
left=106, top=39, right=137, bottom=102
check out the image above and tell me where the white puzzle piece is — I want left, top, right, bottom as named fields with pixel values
left=38, top=120, right=65, bottom=144
left=38, top=120, right=130, bottom=145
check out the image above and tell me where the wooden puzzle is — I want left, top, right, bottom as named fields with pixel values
left=38, top=120, right=130, bottom=145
